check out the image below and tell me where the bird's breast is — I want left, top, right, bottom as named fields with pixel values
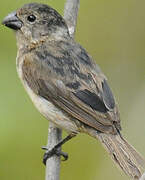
left=16, top=54, right=79, bottom=133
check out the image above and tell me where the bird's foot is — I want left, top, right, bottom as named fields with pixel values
left=42, top=133, right=76, bottom=165
left=42, top=146, right=68, bottom=165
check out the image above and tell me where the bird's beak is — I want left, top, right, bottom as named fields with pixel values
left=2, top=11, right=22, bottom=30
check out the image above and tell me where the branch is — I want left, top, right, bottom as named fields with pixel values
left=45, top=0, right=80, bottom=180
left=64, top=0, right=80, bottom=38
left=45, top=123, right=62, bottom=180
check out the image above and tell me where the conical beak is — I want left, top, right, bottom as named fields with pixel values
left=2, top=11, right=22, bottom=30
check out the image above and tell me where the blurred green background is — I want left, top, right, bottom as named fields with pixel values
left=0, top=0, right=145, bottom=179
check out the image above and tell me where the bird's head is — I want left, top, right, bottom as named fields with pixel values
left=2, top=3, right=69, bottom=46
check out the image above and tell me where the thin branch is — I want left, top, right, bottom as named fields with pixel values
left=45, top=0, right=80, bottom=180
left=64, top=0, right=80, bottom=38
left=45, top=123, right=62, bottom=180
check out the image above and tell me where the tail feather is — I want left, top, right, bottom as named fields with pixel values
left=96, top=133, right=145, bottom=179
left=122, top=136, right=145, bottom=168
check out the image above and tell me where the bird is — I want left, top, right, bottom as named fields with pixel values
left=2, top=2, right=145, bottom=179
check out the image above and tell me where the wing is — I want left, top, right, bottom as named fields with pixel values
left=22, top=40, right=121, bottom=135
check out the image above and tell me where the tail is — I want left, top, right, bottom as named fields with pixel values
left=94, top=132, right=145, bottom=179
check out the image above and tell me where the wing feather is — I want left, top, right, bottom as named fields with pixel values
left=22, top=40, right=121, bottom=134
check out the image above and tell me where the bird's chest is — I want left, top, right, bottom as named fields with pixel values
left=16, top=53, right=78, bottom=133
left=16, top=54, right=56, bottom=117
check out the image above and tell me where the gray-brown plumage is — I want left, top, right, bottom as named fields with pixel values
left=2, top=3, right=145, bottom=179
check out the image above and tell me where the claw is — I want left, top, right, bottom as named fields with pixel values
left=42, top=147, right=68, bottom=165
left=41, top=146, right=48, bottom=150
left=55, top=151, right=68, bottom=161
left=42, top=133, right=76, bottom=165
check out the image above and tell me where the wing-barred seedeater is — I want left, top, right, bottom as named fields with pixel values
left=2, top=3, right=145, bottom=179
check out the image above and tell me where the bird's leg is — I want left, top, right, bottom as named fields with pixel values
left=42, top=133, right=76, bottom=165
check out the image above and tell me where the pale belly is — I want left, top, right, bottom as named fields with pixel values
left=16, top=59, right=79, bottom=133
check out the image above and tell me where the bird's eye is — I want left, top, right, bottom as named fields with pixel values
left=27, top=15, right=36, bottom=23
